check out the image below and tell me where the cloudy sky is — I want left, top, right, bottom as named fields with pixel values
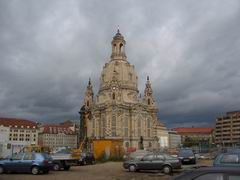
left=0, top=0, right=240, bottom=128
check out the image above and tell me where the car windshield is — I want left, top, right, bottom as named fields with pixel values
left=11, top=152, right=24, bottom=160
left=178, top=150, right=194, bottom=156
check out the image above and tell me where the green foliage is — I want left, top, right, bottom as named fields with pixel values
left=183, top=137, right=199, bottom=147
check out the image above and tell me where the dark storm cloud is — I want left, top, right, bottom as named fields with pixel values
left=0, top=0, right=240, bottom=127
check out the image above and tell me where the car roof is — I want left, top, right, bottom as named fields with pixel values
left=195, top=167, right=240, bottom=172
left=175, top=167, right=240, bottom=180
left=184, top=167, right=240, bottom=176
left=217, top=152, right=240, bottom=156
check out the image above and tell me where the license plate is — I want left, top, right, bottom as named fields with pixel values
left=183, top=159, right=190, bottom=161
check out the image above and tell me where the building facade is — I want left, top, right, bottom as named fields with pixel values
left=173, top=127, right=214, bottom=147
left=0, top=118, right=39, bottom=157
left=215, top=111, right=240, bottom=147
left=80, top=30, right=163, bottom=149
left=155, top=123, right=169, bottom=148
left=168, top=130, right=181, bottom=149
left=38, top=124, right=77, bottom=149
left=0, top=125, right=10, bottom=158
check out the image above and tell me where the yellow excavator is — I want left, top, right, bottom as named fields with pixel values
left=71, top=136, right=87, bottom=158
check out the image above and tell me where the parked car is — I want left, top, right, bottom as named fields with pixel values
left=123, top=153, right=181, bottom=174
left=0, top=152, right=52, bottom=175
left=174, top=167, right=240, bottom=180
left=213, top=152, right=240, bottom=167
left=178, top=148, right=196, bottom=164
left=78, top=152, right=95, bottom=165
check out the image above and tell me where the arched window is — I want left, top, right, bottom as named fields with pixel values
left=120, top=43, right=123, bottom=53
left=148, top=99, right=151, bottom=105
left=87, top=101, right=89, bottom=106
left=147, top=118, right=151, bottom=137
left=137, top=118, right=141, bottom=137
left=112, top=93, right=115, bottom=100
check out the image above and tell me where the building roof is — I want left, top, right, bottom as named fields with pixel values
left=0, top=117, right=37, bottom=128
left=173, top=127, right=214, bottom=134
left=42, top=124, right=75, bottom=135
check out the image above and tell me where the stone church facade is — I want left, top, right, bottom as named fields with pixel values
left=81, top=30, right=161, bottom=149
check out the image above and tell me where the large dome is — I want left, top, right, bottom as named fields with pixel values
left=99, top=60, right=138, bottom=92
left=99, top=30, right=138, bottom=93
left=96, top=31, right=139, bottom=104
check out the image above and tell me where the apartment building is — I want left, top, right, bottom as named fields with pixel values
left=215, top=111, right=240, bottom=146
left=38, top=124, right=77, bottom=149
left=173, top=127, right=214, bottom=146
left=0, top=118, right=39, bottom=157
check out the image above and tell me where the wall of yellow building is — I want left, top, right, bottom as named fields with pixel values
left=93, top=139, right=124, bottom=160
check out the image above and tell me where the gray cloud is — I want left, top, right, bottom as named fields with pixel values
left=0, top=0, right=240, bottom=128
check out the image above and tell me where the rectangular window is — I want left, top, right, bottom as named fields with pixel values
left=138, top=119, right=141, bottom=137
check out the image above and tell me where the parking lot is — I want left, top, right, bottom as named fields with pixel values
left=0, top=159, right=212, bottom=180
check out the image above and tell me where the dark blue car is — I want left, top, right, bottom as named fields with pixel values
left=0, top=152, right=52, bottom=175
left=178, top=148, right=196, bottom=164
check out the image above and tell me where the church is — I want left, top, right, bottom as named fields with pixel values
left=80, top=30, right=165, bottom=150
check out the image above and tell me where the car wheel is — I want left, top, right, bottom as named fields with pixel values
left=31, top=166, right=39, bottom=175
left=0, top=166, right=4, bottom=174
left=53, top=163, right=60, bottom=171
left=128, top=164, right=136, bottom=172
left=163, top=165, right=172, bottom=174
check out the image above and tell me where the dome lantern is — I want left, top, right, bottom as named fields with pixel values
left=111, top=28, right=127, bottom=61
